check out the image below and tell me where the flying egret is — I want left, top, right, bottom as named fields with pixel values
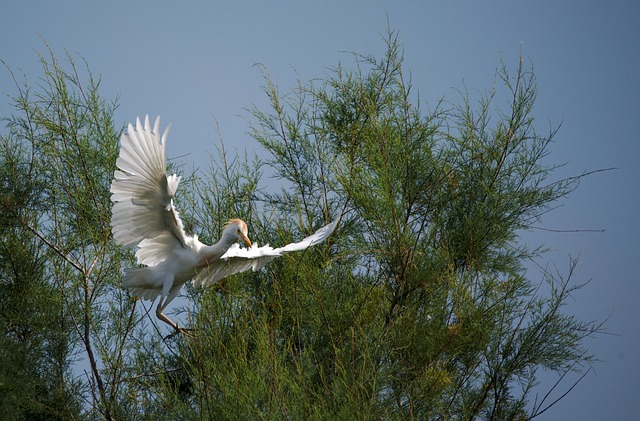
left=110, top=116, right=337, bottom=332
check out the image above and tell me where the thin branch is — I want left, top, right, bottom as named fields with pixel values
left=531, top=365, right=593, bottom=419
left=23, top=222, right=84, bottom=273
left=531, top=227, right=605, bottom=233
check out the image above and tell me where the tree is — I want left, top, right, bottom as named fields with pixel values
left=0, top=122, right=82, bottom=420
left=0, top=32, right=602, bottom=419
left=0, top=46, right=143, bottom=420
left=172, top=31, right=601, bottom=419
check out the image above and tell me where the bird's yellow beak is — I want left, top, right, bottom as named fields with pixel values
left=240, top=233, right=252, bottom=248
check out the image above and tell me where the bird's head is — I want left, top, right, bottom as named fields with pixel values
left=223, top=218, right=252, bottom=248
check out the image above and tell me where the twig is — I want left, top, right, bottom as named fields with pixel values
left=531, top=227, right=605, bottom=233
left=23, top=222, right=84, bottom=273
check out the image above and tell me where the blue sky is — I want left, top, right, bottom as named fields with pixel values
left=2, top=1, right=638, bottom=419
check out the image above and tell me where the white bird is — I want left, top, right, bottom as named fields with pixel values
left=110, top=116, right=337, bottom=332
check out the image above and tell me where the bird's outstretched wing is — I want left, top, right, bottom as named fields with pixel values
left=192, top=219, right=338, bottom=288
left=110, top=116, right=188, bottom=263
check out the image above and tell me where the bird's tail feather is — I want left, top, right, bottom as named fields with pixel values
left=122, top=267, right=162, bottom=302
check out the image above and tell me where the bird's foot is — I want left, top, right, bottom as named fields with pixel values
left=164, top=326, right=196, bottom=340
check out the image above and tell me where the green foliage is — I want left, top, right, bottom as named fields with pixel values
left=182, top=31, right=599, bottom=419
left=0, top=45, right=138, bottom=420
left=0, top=174, right=81, bottom=419
left=0, top=32, right=602, bottom=420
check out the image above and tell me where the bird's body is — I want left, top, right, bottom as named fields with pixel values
left=110, top=116, right=337, bottom=331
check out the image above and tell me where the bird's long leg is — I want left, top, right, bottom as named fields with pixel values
left=156, top=289, right=195, bottom=336
left=155, top=278, right=185, bottom=333
left=155, top=304, right=181, bottom=332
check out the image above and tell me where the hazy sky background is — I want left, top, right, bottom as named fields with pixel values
left=2, top=1, right=638, bottom=419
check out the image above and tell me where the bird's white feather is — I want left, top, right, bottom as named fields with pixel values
left=136, top=233, right=180, bottom=266
left=110, top=116, right=188, bottom=253
left=111, top=115, right=340, bottom=331
left=121, top=267, right=164, bottom=301
left=221, top=218, right=338, bottom=259
left=193, top=219, right=339, bottom=288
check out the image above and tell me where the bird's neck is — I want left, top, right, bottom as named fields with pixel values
left=218, top=232, right=240, bottom=249
left=195, top=235, right=236, bottom=270
left=201, top=233, right=235, bottom=256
